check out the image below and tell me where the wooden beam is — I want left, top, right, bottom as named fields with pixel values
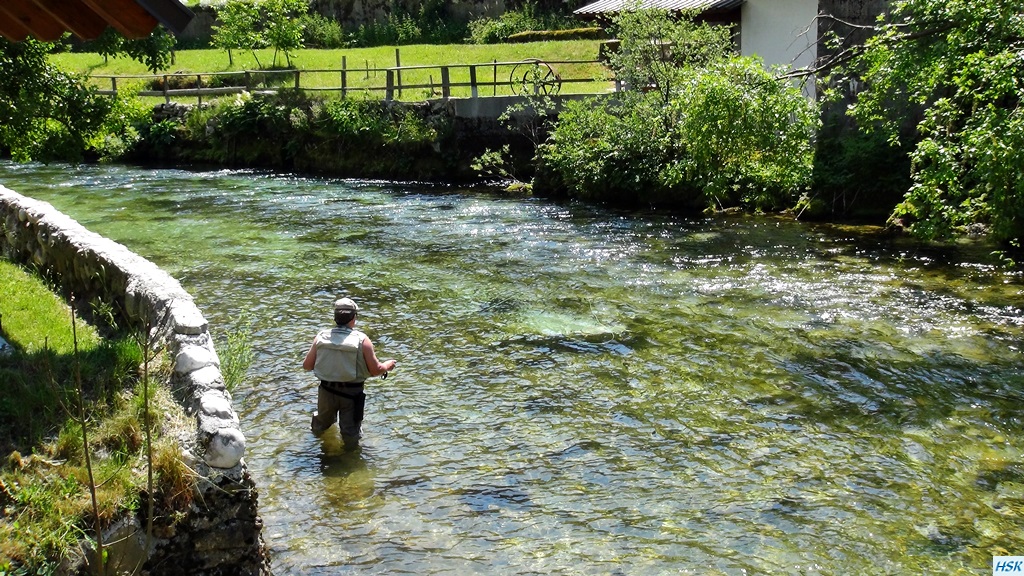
left=0, top=0, right=66, bottom=41
left=135, top=0, right=194, bottom=35
left=32, top=0, right=108, bottom=40
left=0, top=10, right=31, bottom=42
left=81, top=0, right=158, bottom=39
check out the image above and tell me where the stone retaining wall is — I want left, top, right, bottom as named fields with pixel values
left=0, top=186, right=270, bottom=575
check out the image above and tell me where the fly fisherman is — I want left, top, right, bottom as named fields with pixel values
left=303, top=297, right=397, bottom=450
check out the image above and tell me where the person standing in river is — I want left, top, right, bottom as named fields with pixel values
left=303, top=297, right=397, bottom=449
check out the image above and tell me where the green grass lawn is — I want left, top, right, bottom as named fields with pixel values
left=51, top=41, right=613, bottom=101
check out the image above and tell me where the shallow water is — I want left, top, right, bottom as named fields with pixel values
left=3, top=161, right=1024, bottom=574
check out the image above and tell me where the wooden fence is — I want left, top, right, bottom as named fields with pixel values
left=92, top=55, right=613, bottom=104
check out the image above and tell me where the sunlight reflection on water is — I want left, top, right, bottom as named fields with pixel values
left=3, top=161, right=1024, bottom=574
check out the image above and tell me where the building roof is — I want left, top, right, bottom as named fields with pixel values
left=0, top=0, right=195, bottom=42
left=574, top=0, right=744, bottom=18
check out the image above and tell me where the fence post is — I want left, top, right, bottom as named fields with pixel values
left=395, top=48, right=402, bottom=99
left=440, top=66, right=450, bottom=100
left=196, top=74, right=203, bottom=106
left=111, top=77, right=117, bottom=97
left=294, top=69, right=301, bottom=90
left=470, top=65, right=478, bottom=99
left=493, top=60, right=497, bottom=96
left=386, top=69, right=395, bottom=101
left=341, top=56, right=347, bottom=99
left=245, top=70, right=252, bottom=91
left=162, top=74, right=169, bottom=104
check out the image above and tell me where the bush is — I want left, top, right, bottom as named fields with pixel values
left=506, top=28, right=605, bottom=43
left=345, top=0, right=469, bottom=47
left=467, top=3, right=577, bottom=44
left=301, top=13, right=346, bottom=49
left=537, top=58, right=819, bottom=211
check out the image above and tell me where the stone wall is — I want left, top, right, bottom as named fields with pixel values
left=0, top=186, right=270, bottom=575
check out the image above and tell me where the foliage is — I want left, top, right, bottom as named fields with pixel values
left=264, top=0, right=308, bottom=68
left=219, top=317, right=256, bottom=391
left=0, top=38, right=111, bottom=163
left=313, top=98, right=439, bottom=147
left=506, top=27, right=605, bottom=43
left=475, top=75, right=559, bottom=185
left=211, top=0, right=307, bottom=67
left=212, top=0, right=266, bottom=67
left=120, top=26, right=177, bottom=74
left=468, top=3, right=577, bottom=44
left=607, top=5, right=733, bottom=106
left=841, top=0, right=1024, bottom=244
left=90, top=27, right=125, bottom=63
left=810, top=116, right=913, bottom=221
left=536, top=10, right=818, bottom=211
left=349, top=14, right=425, bottom=47
left=301, top=13, right=346, bottom=49
left=88, top=88, right=152, bottom=161
left=345, top=0, right=469, bottom=47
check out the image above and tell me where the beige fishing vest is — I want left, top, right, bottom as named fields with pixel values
left=312, top=327, right=371, bottom=383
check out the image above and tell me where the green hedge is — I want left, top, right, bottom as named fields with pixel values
left=506, top=28, right=607, bottom=43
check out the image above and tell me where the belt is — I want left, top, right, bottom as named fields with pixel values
left=320, top=380, right=364, bottom=390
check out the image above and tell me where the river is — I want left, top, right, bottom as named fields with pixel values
left=3, top=160, right=1023, bottom=575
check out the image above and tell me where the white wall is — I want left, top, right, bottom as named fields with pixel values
left=739, top=0, right=818, bottom=98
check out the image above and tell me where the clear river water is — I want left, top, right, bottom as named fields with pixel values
left=3, top=160, right=1024, bottom=575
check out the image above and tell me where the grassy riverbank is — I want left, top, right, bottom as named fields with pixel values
left=0, top=260, right=190, bottom=573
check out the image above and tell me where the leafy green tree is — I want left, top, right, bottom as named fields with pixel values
left=841, top=0, right=1024, bottom=244
left=121, top=25, right=177, bottom=74
left=212, top=0, right=266, bottom=67
left=91, top=27, right=124, bottom=64
left=607, top=6, right=732, bottom=107
left=264, top=0, right=307, bottom=68
left=0, top=38, right=110, bottom=162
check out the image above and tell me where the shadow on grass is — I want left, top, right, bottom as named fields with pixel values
left=0, top=336, right=141, bottom=457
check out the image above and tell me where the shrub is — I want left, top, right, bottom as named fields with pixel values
left=301, top=13, right=346, bottom=49
left=506, top=28, right=605, bottom=43
left=468, top=3, right=577, bottom=44
left=537, top=58, right=818, bottom=211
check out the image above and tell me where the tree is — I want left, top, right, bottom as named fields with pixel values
left=211, top=0, right=266, bottom=67
left=121, top=25, right=177, bottom=74
left=212, top=0, right=307, bottom=68
left=0, top=38, right=110, bottom=162
left=264, top=0, right=307, bottom=68
left=607, top=5, right=732, bottom=107
left=838, top=0, right=1024, bottom=244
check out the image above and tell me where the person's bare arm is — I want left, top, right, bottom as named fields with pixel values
left=302, top=340, right=317, bottom=371
left=362, top=336, right=397, bottom=376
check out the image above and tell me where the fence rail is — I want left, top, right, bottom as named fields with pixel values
left=91, top=56, right=614, bottom=104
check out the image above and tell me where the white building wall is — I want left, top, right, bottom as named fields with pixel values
left=739, top=0, right=819, bottom=99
